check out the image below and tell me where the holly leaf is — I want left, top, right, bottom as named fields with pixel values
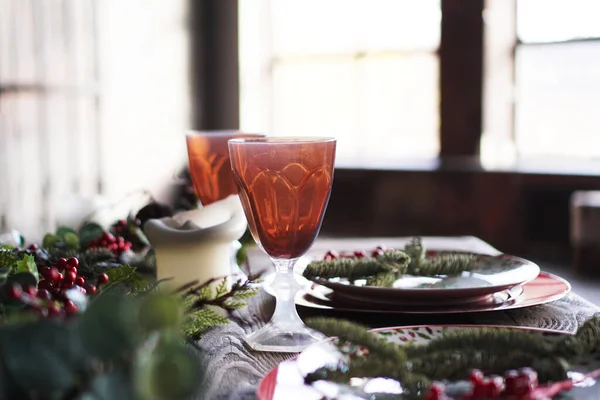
left=14, top=254, right=38, bottom=281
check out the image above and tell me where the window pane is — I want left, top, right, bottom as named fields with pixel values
left=515, top=42, right=600, bottom=158
left=357, top=54, right=439, bottom=161
left=271, top=59, right=360, bottom=161
left=271, top=55, right=439, bottom=163
left=357, top=0, right=440, bottom=52
left=517, top=0, right=600, bottom=43
left=270, top=0, right=440, bottom=56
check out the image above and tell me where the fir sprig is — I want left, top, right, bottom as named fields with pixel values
left=303, top=251, right=410, bottom=281
left=177, top=273, right=261, bottom=339
left=302, top=237, right=478, bottom=286
left=303, top=317, right=600, bottom=398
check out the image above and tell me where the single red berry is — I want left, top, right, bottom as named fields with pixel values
left=65, top=270, right=77, bottom=283
left=102, top=232, right=115, bottom=242
left=324, top=250, right=339, bottom=260
left=62, top=281, right=74, bottom=290
left=353, top=250, right=367, bottom=258
left=64, top=300, right=78, bottom=315
left=57, top=258, right=68, bottom=269
left=37, top=289, right=51, bottom=300
left=119, top=219, right=127, bottom=226
left=7, top=284, right=22, bottom=299
left=114, top=226, right=122, bottom=233
left=518, top=367, right=538, bottom=391
left=424, top=382, right=446, bottom=400
left=85, top=284, right=97, bottom=295
left=26, top=286, right=38, bottom=297
left=97, top=273, right=109, bottom=285
left=503, top=370, right=520, bottom=395
left=371, top=248, right=385, bottom=258
left=67, top=266, right=78, bottom=275
left=56, top=272, right=64, bottom=282
left=49, top=267, right=60, bottom=283
left=66, top=257, right=79, bottom=268
left=75, top=276, right=85, bottom=287
left=47, top=303, right=61, bottom=317
left=486, top=375, right=504, bottom=397
left=28, top=243, right=39, bottom=251
left=469, top=369, right=484, bottom=384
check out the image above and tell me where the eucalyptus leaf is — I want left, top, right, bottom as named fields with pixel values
left=63, top=232, right=80, bottom=250
left=78, top=294, right=143, bottom=361
left=135, top=339, right=202, bottom=400
left=137, top=293, right=183, bottom=334
left=0, top=319, right=86, bottom=396
left=82, top=371, right=133, bottom=400
left=56, top=226, right=78, bottom=239
left=43, top=234, right=61, bottom=249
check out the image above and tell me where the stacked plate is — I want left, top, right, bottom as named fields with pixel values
left=266, top=248, right=571, bottom=314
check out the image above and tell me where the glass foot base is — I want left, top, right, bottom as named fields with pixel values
left=246, top=321, right=326, bottom=353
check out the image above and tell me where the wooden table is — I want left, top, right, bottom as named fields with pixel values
left=193, top=237, right=600, bottom=400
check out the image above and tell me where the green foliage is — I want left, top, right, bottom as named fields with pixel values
left=303, top=237, right=479, bottom=285
left=78, top=223, right=105, bottom=248
left=179, top=275, right=261, bottom=339
left=305, top=316, right=600, bottom=399
left=0, top=290, right=201, bottom=400
left=14, top=254, right=38, bottom=281
left=303, top=251, right=410, bottom=282
left=0, top=249, right=17, bottom=269
left=183, top=308, right=230, bottom=340
left=0, top=206, right=260, bottom=399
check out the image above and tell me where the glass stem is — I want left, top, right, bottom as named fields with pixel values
left=270, top=258, right=304, bottom=329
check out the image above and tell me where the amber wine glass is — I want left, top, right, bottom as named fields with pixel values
left=229, top=137, right=336, bottom=352
left=186, top=131, right=263, bottom=206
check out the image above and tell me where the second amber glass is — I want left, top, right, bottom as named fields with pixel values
left=186, top=131, right=263, bottom=206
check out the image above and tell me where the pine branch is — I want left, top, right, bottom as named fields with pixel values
left=306, top=318, right=406, bottom=364
left=178, top=273, right=261, bottom=339
left=303, top=251, right=410, bottom=281
left=409, top=253, right=478, bottom=276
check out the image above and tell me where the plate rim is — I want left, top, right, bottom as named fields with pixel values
left=296, top=271, right=571, bottom=314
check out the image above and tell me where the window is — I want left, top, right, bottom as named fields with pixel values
left=0, top=0, right=190, bottom=240
left=482, top=0, right=600, bottom=167
left=239, top=0, right=441, bottom=165
left=514, top=0, right=600, bottom=160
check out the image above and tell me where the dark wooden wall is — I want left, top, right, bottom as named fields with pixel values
left=321, top=168, right=600, bottom=259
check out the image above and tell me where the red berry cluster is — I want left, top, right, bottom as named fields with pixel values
left=6, top=257, right=110, bottom=318
left=324, top=245, right=387, bottom=261
left=112, top=218, right=140, bottom=234
left=424, top=368, right=539, bottom=400
left=87, top=231, right=132, bottom=257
